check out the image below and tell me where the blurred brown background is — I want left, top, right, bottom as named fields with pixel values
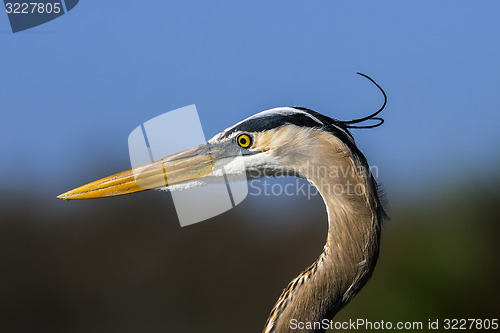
left=0, top=169, right=498, bottom=333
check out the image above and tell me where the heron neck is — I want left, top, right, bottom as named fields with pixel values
left=263, top=150, right=382, bottom=333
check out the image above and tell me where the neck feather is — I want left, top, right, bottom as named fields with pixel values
left=263, top=132, right=384, bottom=333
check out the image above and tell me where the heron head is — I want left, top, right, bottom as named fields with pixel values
left=208, top=107, right=361, bottom=179
left=58, top=74, right=386, bottom=200
left=57, top=107, right=363, bottom=200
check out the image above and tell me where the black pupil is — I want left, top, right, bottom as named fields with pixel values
left=240, top=137, right=247, bottom=145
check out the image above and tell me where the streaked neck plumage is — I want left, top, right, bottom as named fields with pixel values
left=263, top=129, right=384, bottom=333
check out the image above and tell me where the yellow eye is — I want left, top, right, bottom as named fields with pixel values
left=237, top=133, right=252, bottom=148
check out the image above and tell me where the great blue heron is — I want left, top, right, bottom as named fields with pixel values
left=58, top=73, right=387, bottom=333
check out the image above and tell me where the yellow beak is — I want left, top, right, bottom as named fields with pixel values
left=57, top=145, right=216, bottom=200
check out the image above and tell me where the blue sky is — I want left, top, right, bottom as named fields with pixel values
left=1, top=1, right=499, bottom=201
